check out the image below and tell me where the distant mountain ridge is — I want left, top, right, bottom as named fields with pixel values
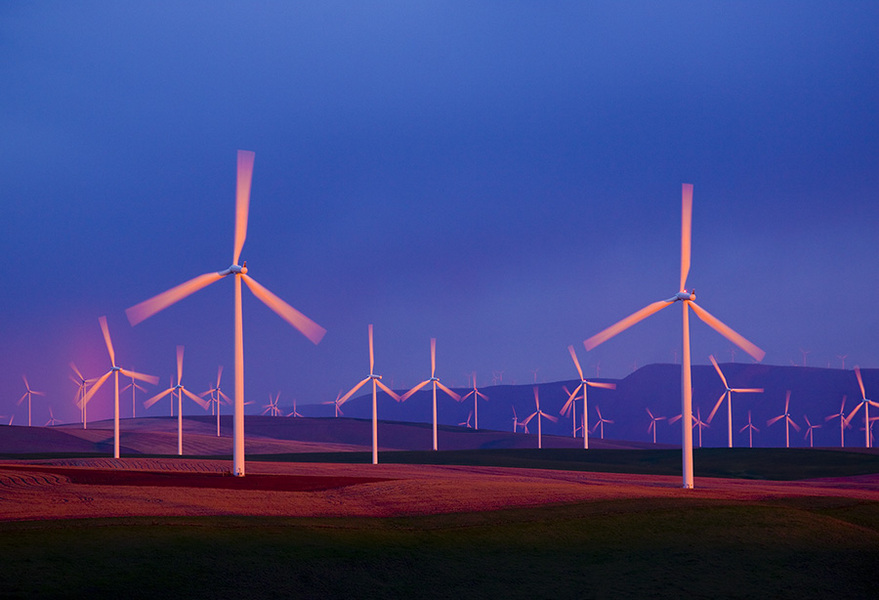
left=298, top=363, right=877, bottom=449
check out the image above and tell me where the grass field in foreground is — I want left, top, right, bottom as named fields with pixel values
left=1, top=496, right=877, bottom=599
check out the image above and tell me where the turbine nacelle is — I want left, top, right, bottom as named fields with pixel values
left=222, top=262, right=248, bottom=276
left=369, top=374, right=383, bottom=381
left=670, top=290, right=695, bottom=302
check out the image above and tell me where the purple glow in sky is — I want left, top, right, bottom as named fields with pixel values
left=1, top=2, right=877, bottom=426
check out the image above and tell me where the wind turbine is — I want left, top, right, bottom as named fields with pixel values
left=559, top=385, right=579, bottom=438
left=767, top=391, right=800, bottom=448
left=337, top=324, right=400, bottom=464
left=460, top=373, right=489, bottom=430
left=646, top=407, right=666, bottom=444
left=401, top=338, right=461, bottom=451
left=564, top=345, right=616, bottom=449
left=45, top=407, right=60, bottom=427
left=592, top=405, right=612, bottom=440
left=670, top=408, right=709, bottom=447
left=323, top=391, right=345, bottom=417
left=583, top=184, right=765, bottom=488
left=17, top=375, right=45, bottom=427
left=458, top=410, right=473, bottom=428
left=200, top=366, right=230, bottom=437
left=521, top=386, right=557, bottom=448
left=69, top=362, right=94, bottom=429
left=843, top=367, right=879, bottom=448
left=126, top=150, right=326, bottom=477
left=121, top=371, right=148, bottom=419
left=705, top=355, right=763, bottom=448
left=824, top=396, right=850, bottom=448
left=143, top=345, right=208, bottom=456
left=803, top=415, right=821, bottom=447
left=511, top=405, right=519, bottom=433
left=287, top=399, right=303, bottom=418
left=739, top=410, right=759, bottom=448
left=262, top=392, right=282, bottom=417
left=80, top=316, right=158, bottom=458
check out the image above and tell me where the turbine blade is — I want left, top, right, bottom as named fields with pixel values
left=732, top=388, right=763, bottom=393
left=767, top=415, right=785, bottom=427
left=436, top=381, right=461, bottom=402
left=176, top=345, right=184, bottom=385
left=182, top=387, right=209, bottom=410
left=241, top=274, right=326, bottom=344
left=143, top=388, right=174, bottom=409
left=785, top=390, right=791, bottom=412
left=680, top=183, right=693, bottom=292
left=368, top=324, right=374, bottom=374
left=376, top=379, right=401, bottom=401
left=218, top=390, right=232, bottom=404
left=216, top=365, right=224, bottom=388
left=567, top=345, right=585, bottom=381
left=80, top=372, right=111, bottom=407
left=233, top=149, right=255, bottom=265
left=707, top=392, right=726, bottom=423
left=339, top=378, right=370, bottom=405
left=126, top=272, right=224, bottom=326
left=709, top=354, right=729, bottom=389
left=430, top=338, right=436, bottom=378
left=854, top=366, right=866, bottom=400
left=583, top=300, right=672, bottom=351
left=476, top=391, right=490, bottom=401
left=541, top=412, right=559, bottom=423
left=401, top=380, right=429, bottom=402
left=70, top=362, right=84, bottom=380
left=118, top=369, right=159, bottom=386
left=788, top=418, right=801, bottom=432
left=586, top=381, right=616, bottom=390
left=688, top=301, right=765, bottom=361
left=98, top=316, right=115, bottom=366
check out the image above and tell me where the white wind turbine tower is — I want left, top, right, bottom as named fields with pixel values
left=17, top=375, right=45, bottom=427
left=323, top=391, right=345, bottom=417
left=705, top=355, right=763, bottom=448
left=803, top=415, right=821, bottom=448
left=843, top=367, right=878, bottom=448
left=592, top=405, right=613, bottom=440
left=564, top=345, right=616, bottom=449
left=401, top=338, right=461, bottom=451
left=200, top=366, right=230, bottom=437
left=262, top=392, right=282, bottom=417
left=122, top=371, right=148, bottom=419
left=520, top=386, right=557, bottom=449
left=126, top=150, right=326, bottom=477
left=646, top=407, right=666, bottom=444
left=143, top=346, right=208, bottom=456
left=583, top=184, right=765, bottom=488
left=824, top=396, right=849, bottom=448
left=767, top=391, right=800, bottom=448
left=511, top=405, right=519, bottom=433
left=461, top=373, right=489, bottom=430
left=80, top=316, right=158, bottom=458
left=69, top=363, right=94, bottom=429
left=337, top=324, right=400, bottom=465
left=739, top=410, right=759, bottom=448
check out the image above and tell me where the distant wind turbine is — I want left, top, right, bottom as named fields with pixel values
left=843, top=367, right=878, bottom=448
left=401, top=338, right=461, bottom=451
left=200, top=366, right=230, bottom=437
left=670, top=408, right=708, bottom=447
left=323, top=390, right=344, bottom=417
left=337, top=324, right=400, bottom=464
left=646, top=407, right=666, bottom=444
left=564, top=345, right=616, bottom=449
left=143, top=345, right=207, bottom=456
left=739, top=410, right=759, bottom=448
left=559, top=385, right=579, bottom=438
left=800, top=349, right=811, bottom=366
left=262, top=392, right=282, bottom=417
left=521, top=386, right=557, bottom=448
left=461, top=373, right=489, bottom=430
left=45, top=407, right=60, bottom=427
left=287, top=399, right=303, bottom=418
left=837, top=354, right=848, bottom=370
left=69, top=362, right=94, bottom=429
left=591, top=405, right=612, bottom=440
left=458, top=410, right=473, bottom=428
left=803, top=415, right=821, bottom=447
left=17, top=375, right=44, bottom=427
left=125, top=150, right=326, bottom=477
left=824, top=396, right=850, bottom=448
left=767, top=391, right=800, bottom=448
left=121, top=371, right=148, bottom=419
left=80, top=316, right=158, bottom=458
left=705, top=355, right=763, bottom=448
left=583, top=184, right=765, bottom=489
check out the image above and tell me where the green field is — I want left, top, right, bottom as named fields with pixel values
left=1, top=497, right=877, bottom=599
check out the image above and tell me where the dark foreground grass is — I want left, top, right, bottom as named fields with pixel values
left=1, top=497, right=877, bottom=599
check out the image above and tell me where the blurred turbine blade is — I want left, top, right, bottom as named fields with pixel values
left=176, top=345, right=185, bottom=385
left=401, top=380, right=429, bottom=402
left=688, top=301, right=765, bottom=362
left=233, top=149, right=255, bottom=265
left=368, top=324, right=375, bottom=374
left=436, top=381, right=461, bottom=402
left=732, top=388, right=763, bottom=393
left=70, top=362, right=84, bottom=380
left=339, top=378, right=370, bottom=405
left=144, top=388, right=174, bottom=409
left=767, top=415, right=785, bottom=427
left=182, top=387, right=209, bottom=410
left=118, top=369, right=159, bottom=386
left=707, top=392, right=726, bottom=423
left=854, top=366, right=866, bottom=400
left=98, top=316, right=115, bottom=366
left=785, top=390, right=791, bottom=412
left=568, top=345, right=585, bottom=381
left=430, top=338, right=436, bottom=377
left=587, top=381, right=616, bottom=390
left=127, top=272, right=224, bottom=326
left=80, top=372, right=112, bottom=408
left=680, top=183, right=693, bottom=292
left=241, top=274, right=326, bottom=344
left=376, top=379, right=401, bottom=401
left=709, top=354, right=729, bottom=389
left=584, top=300, right=672, bottom=351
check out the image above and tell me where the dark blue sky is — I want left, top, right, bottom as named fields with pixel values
left=2, top=2, right=877, bottom=425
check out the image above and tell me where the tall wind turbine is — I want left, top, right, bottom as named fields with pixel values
left=121, top=371, right=148, bottom=419
left=126, top=150, right=326, bottom=477
left=583, top=184, right=765, bottom=488
left=803, top=415, right=821, bottom=448
left=80, top=316, right=158, bottom=458
left=739, top=410, right=759, bottom=448
left=143, top=345, right=208, bottom=456
left=646, top=407, right=666, bottom=444
left=705, top=355, right=763, bottom=448
left=337, top=324, right=400, bottom=464
left=825, top=396, right=849, bottom=448
left=461, top=373, right=489, bottom=430
left=520, top=386, right=557, bottom=449
left=843, top=367, right=878, bottom=448
left=401, top=338, right=461, bottom=450
left=564, top=345, right=616, bottom=449
left=767, top=391, right=800, bottom=448
left=17, top=375, right=44, bottom=427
